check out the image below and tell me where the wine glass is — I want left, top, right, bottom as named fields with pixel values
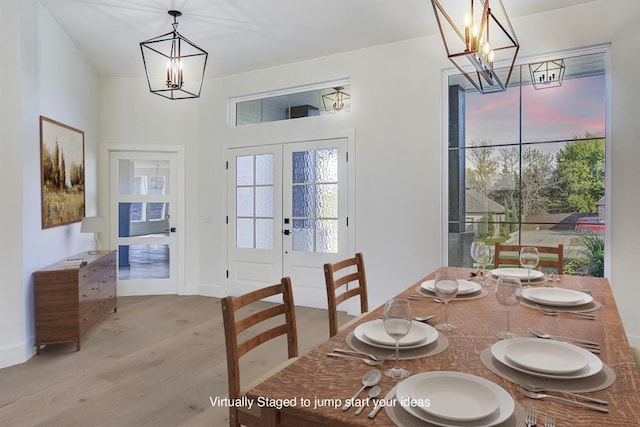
left=471, top=242, right=493, bottom=286
left=495, top=276, right=522, bottom=339
left=519, top=246, right=539, bottom=286
left=383, top=299, right=412, bottom=378
left=434, top=270, right=459, bottom=331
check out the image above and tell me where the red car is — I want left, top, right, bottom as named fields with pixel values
left=575, top=217, right=605, bottom=235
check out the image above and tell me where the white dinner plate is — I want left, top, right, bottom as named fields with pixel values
left=490, top=268, right=545, bottom=281
left=421, top=279, right=481, bottom=296
left=522, top=287, right=593, bottom=307
left=396, top=371, right=514, bottom=427
left=354, top=320, right=439, bottom=350
left=410, top=372, right=500, bottom=421
left=363, top=319, right=426, bottom=346
left=502, top=339, right=589, bottom=374
left=491, top=338, right=603, bottom=379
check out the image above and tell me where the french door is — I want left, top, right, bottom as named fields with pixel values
left=227, top=137, right=351, bottom=308
left=110, top=150, right=181, bottom=295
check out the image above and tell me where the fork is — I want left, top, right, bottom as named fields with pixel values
left=332, top=348, right=393, bottom=362
left=517, top=387, right=609, bottom=413
left=544, top=412, right=556, bottom=427
left=326, top=352, right=389, bottom=365
left=518, top=382, right=608, bottom=405
left=525, top=403, right=537, bottom=427
left=536, top=305, right=596, bottom=320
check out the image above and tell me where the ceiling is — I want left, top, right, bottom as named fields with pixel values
left=39, top=0, right=598, bottom=80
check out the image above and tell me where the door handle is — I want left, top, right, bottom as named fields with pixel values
left=165, top=227, right=176, bottom=233
left=283, top=230, right=290, bottom=236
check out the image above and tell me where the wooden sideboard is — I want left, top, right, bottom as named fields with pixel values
left=33, top=250, right=117, bottom=354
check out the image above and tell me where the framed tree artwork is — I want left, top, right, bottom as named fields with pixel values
left=40, top=116, right=85, bottom=229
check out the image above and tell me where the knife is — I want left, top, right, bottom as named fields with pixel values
left=367, top=385, right=397, bottom=419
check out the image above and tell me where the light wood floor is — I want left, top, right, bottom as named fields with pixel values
left=0, top=295, right=344, bottom=427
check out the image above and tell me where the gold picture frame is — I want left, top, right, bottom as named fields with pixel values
left=39, top=116, right=85, bottom=229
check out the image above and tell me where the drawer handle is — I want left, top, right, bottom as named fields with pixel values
left=82, top=294, right=88, bottom=298
left=83, top=317, right=89, bottom=321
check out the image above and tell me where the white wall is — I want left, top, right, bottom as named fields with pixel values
left=0, top=0, right=27, bottom=369
left=0, top=0, right=99, bottom=369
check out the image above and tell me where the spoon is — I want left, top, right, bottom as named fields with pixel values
left=414, top=314, right=435, bottom=322
left=341, top=369, right=381, bottom=411
left=355, top=385, right=381, bottom=415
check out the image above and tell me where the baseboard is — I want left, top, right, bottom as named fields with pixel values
left=0, top=338, right=33, bottom=370
left=628, top=335, right=640, bottom=347
left=197, top=282, right=226, bottom=298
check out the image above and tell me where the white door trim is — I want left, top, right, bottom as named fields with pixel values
left=100, top=144, right=186, bottom=295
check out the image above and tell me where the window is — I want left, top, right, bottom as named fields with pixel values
left=447, top=51, right=607, bottom=276
left=291, top=148, right=339, bottom=253
left=235, top=154, right=275, bottom=249
left=232, top=81, right=350, bottom=126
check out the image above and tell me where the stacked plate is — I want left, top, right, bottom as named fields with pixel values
left=491, top=337, right=603, bottom=379
left=395, top=371, right=515, bottom=426
left=353, top=319, right=439, bottom=350
left=489, top=268, right=546, bottom=284
left=421, top=279, right=482, bottom=296
left=521, top=287, right=593, bottom=307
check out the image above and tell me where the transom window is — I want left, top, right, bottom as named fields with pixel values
left=232, top=81, right=350, bottom=126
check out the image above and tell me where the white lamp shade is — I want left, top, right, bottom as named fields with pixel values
left=81, top=216, right=107, bottom=233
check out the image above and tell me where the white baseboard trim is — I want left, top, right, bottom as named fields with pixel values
left=0, top=339, right=33, bottom=370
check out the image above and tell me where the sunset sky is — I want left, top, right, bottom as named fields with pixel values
left=465, top=74, right=606, bottom=145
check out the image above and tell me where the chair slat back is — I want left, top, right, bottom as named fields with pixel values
left=493, top=243, right=564, bottom=272
left=221, top=277, right=298, bottom=423
left=323, top=252, right=368, bottom=337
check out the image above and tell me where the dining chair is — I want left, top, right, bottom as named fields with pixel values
left=323, top=252, right=369, bottom=337
left=493, top=243, right=564, bottom=273
left=221, top=277, right=298, bottom=427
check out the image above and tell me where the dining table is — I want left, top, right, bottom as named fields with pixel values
left=245, top=266, right=640, bottom=426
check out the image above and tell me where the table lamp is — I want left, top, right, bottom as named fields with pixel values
left=81, top=216, right=107, bottom=255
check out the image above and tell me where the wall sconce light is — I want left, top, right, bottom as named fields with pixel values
left=322, top=86, right=350, bottom=111
left=529, top=59, right=566, bottom=89
left=81, top=216, right=107, bottom=255
left=431, top=0, right=519, bottom=94
left=140, top=10, right=208, bottom=100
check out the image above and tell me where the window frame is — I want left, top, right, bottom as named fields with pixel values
left=228, top=79, right=350, bottom=127
left=439, top=45, right=612, bottom=277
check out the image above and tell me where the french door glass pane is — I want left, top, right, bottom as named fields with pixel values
left=290, top=148, right=338, bottom=254
left=316, top=184, right=338, bottom=217
left=118, top=159, right=169, bottom=195
left=235, top=154, right=274, bottom=249
left=236, top=218, right=254, bottom=248
left=316, top=149, right=338, bottom=182
left=256, top=154, right=274, bottom=185
left=118, top=244, right=170, bottom=280
left=292, top=151, right=314, bottom=183
left=118, top=202, right=170, bottom=238
left=256, top=219, right=274, bottom=249
left=292, top=219, right=314, bottom=252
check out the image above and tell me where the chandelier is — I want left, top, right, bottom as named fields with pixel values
left=529, top=59, right=566, bottom=89
left=140, top=10, right=208, bottom=100
left=431, top=0, right=519, bottom=94
left=322, top=87, right=350, bottom=112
